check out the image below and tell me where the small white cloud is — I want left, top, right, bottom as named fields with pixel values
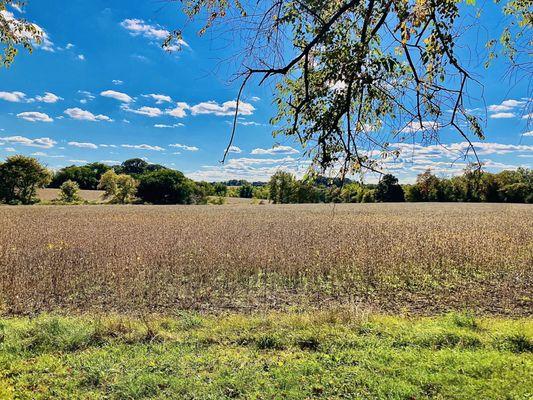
left=120, top=18, right=168, bottom=40
left=77, top=54, right=85, bottom=61
left=122, top=105, right=162, bottom=117
left=228, top=145, right=242, bottom=153
left=121, top=144, right=164, bottom=151
left=522, top=113, right=532, bottom=120
left=522, top=131, right=533, bottom=137
left=166, top=102, right=189, bottom=118
left=190, top=100, right=255, bottom=116
left=169, top=143, right=199, bottom=151
left=112, top=80, right=124, bottom=85
left=0, top=135, right=56, bottom=148
left=68, top=159, right=88, bottom=163
left=490, top=112, right=515, bottom=119
left=154, top=123, right=184, bottom=128
left=5, top=147, right=16, bottom=152
left=17, top=111, right=53, bottom=122
left=251, top=145, right=299, bottom=155
left=0, top=91, right=27, bottom=102
left=64, top=108, right=113, bottom=122
left=488, top=99, right=526, bottom=113
left=35, top=92, right=62, bottom=103
left=401, top=121, right=440, bottom=133
left=143, top=93, right=172, bottom=104
left=66, top=43, right=75, bottom=49
left=250, top=96, right=261, bottom=102
left=101, top=90, right=134, bottom=103
left=68, top=141, right=98, bottom=149
left=120, top=18, right=190, bottom=50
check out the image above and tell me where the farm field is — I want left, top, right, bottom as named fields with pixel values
left=0, top=202, right=531, bottom=316
left=37, top=188, right=105, bottom=203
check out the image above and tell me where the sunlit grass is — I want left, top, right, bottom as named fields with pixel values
left=0, top=312, right=531, bottom=399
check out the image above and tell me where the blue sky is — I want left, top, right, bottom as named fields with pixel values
left=0, top=0, right=531, bottom=182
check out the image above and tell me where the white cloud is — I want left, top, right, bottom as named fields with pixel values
left=401, top=121, right=440, bottom=133
left=66, top=43, right=75, bottom=49
left=0, top=91, right=27, bottom=102
left=487, top=99, right=526, bottom=119
left=154, top=123, right=184, bottom=128
left=112, top=80, right=123, bottom=85
left=390, top=141, right=533, bottom=159
left=99, top=144, right=117, bottom=148
left=165, top=102, right=189, bottom=118
left=4, top=147, right=16, bottom=152
left=68, top=141, right=98, bottom=149
left=121, top=144, right=164, bottom=151
left=488, top=99, right=526, bottom=112
left=77, top=54, right=85, bottom=61
left=120, top=18, right=169, bottom=40
left=187, top=156, right=305, bottom=181
left=101, top=90, right=133, bottom=103
left=68, top=159, right=88, bottom=163
left=0, top=135, right=56, bottom=148
left=228, top=146, right=242, bottom=153
left=490, top=112, right=515, bottom=119
left=122, top=105, right=162, bottom=117
left=35, top=92, right=62, bottom=103
left=169, top=143, right=199, bottom=152
left=101, top=160, right=120, bottom=165
left=190, top=100, right=255, bottom=116
left=250, top=96, right=261, bottom=102
left=120, top=18, right=188, bottom=50
left=64, top=108, right=113, bottom=122
left=522, top=113, right=532, bottom=120
left=522, top=131, right=533, bottom=137
left=251, top=145, right=299, bottom=155
left=143, top=93, right=172, bottom=104
left=17, top=111, right=53, bottom=122
left=77, top=91, right=95, bottom=104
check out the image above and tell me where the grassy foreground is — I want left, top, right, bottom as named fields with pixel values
left=0, top=312, right=531, bottom=399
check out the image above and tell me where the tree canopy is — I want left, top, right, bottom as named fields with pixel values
left=0, top=155, right=51, bottom=204
left=170, top=0, right=531, bottom=176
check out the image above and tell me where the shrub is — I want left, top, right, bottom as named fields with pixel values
left=59, top=180, right=82, bottom=203
left=98, top=170, right=137, bottom=204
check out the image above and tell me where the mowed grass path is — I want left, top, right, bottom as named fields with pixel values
left=0, top=312, right=531, bottom=399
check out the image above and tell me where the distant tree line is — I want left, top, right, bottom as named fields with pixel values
left=266, top=168, right=533, bottom=204
left=0, top=155, right=531, bottom=205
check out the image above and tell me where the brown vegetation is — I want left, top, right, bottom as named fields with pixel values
left=0, top=203, right=531, bottom=316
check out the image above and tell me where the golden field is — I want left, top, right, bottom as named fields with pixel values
left=0, top=203, right=531, bottom=316
left=37, top=188, right=105, bottom=202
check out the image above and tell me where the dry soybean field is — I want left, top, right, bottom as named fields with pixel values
left=0, top=203, right=531, bottom=316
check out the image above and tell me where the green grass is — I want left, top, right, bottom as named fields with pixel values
left=0, top=312, right=531, bottom=399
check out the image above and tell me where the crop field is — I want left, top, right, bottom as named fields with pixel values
left=36, top=189, right=105, bottom=203
left=0, top=203, right=531, bottom=316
